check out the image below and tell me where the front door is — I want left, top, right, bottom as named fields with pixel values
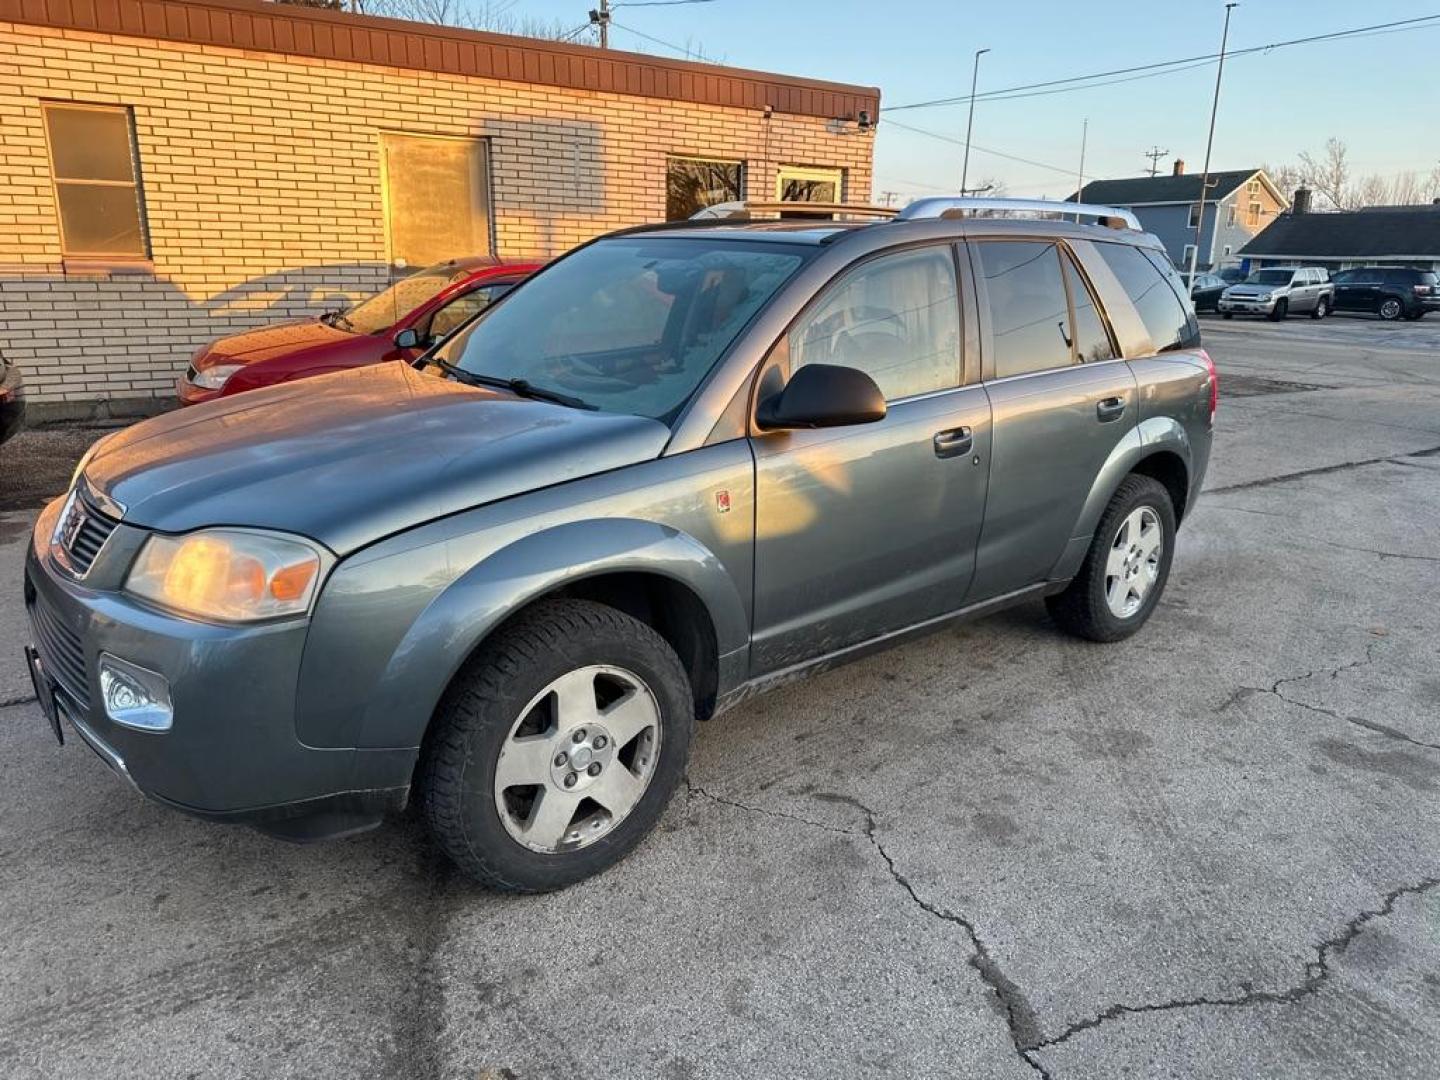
left=749, top=244, right=991, bottom=674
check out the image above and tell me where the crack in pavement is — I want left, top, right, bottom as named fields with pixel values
left=1205, top=442, right=1440, bottom=494
left=1222, top=643, right=1440, bottom=753
left=1322, top=539, right=1440, bottom=564
left=0, top=694, right=38, bottom=709
left=1026, top=876, right=1440, bottom=1057
left=687, top=777, right=1440, bottom=1077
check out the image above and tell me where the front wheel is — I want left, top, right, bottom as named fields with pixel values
left=1046, top=474, right=1177, bottom=643
left=1268, top=299, right=1289, bottom=321
left=420, top=599, right=694, bottom=892
left=1378, top=297, right=1404, bottom=321
left=1222, top=312, right=1234, bottom=320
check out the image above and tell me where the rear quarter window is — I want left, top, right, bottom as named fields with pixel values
left=1094, top=243, right=1200, bottom=354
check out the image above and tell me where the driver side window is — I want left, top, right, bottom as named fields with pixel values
left=789, top=246, right=961, bottom=401
left=427, top=284, right=507, bottom=341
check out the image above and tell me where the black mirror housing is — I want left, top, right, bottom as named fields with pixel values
left=756, top=363, right=887, bottom=430
left=393, top=328, right=422, bottom=349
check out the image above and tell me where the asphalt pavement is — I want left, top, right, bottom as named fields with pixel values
left=2, top=314, right=1439, bottom=1079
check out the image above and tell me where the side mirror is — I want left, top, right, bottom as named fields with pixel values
left=756, top=363, right=886, bottom=430
left=393, top=328, right=422, bottom=349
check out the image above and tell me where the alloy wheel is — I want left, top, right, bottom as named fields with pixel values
left=1380, top=298, right=1403, bottom=321
left=1104, top=507, right=1163, bottom=619
left=493, top=665, right=662, bottom=853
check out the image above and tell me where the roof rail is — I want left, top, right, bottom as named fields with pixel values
left=691, top=201, right=898, bottom=221
left=896, top=197, right=1139, bottom=231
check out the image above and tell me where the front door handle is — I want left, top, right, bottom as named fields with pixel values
left=933, top=426, right=973, bottom=458
left=1096, top=396, right=1126, bottom=422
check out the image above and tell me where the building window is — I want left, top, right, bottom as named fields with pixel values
left=1182, top=243, right=1198, bottom=268
left=666, top=157, right=743, bottom=220
left=776, top=166, right=844, bottom=216
left=380, top=133, right=491, bottom=270
left=1188, top=203, right=1203, bottom=229
left=41, top=103, right=149, bottom=259
left=1246, top=200, right=1262, bottom=227
left=1226, top=205, right=1236, bottom=227
left=1223, top=245, right=1232, bottom=257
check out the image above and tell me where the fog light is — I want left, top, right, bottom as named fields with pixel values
left=98, top=654, right=173, bottom=732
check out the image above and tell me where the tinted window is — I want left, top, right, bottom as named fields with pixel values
left=1421, top=271, right=1440, bottom=287
left=791, top=245, right=960, bottom=400
left=436, top=238, right=806, bottom=421
left=1062, top=254, right=1115, bottom=363
left=1094, top=243, right=1196, bottom=354
left=1245, top=269, right=1296, bottom=286
left=1382, top=269, right=1418, bottom=285
left=975, top=241, right=1072, bottom=378
left=1331, top=270, right=1357, bottom=284
left=1351, top=269, right=1383, bottom=284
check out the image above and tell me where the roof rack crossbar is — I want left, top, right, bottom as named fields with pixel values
left=895, top=197, right=1140, bottom=231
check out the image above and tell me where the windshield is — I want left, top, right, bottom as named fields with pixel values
left=342, top=263, right=474, bottom=334
left=431, top=238, right=807, bottom=421
left=1244, top=270, right=1295, bottom=286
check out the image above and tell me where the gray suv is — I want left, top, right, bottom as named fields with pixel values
left=1219, top=265, right=1333, bottom=320
left=24, top=198, right=1216, bottom=892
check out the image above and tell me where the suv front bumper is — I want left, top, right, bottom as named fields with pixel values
left=23, top=500, right=413, bottom=841
left=1217, top=296, right=1278, bottom=315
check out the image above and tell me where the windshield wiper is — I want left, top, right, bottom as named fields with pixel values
left=420, top=356, right=595, bottom=410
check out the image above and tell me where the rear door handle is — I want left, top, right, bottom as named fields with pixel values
left=933, top=426, right=973, bottom=458
left=1096, top=396, right=1126, bottom=422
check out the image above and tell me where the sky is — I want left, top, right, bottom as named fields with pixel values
left=502, top=0, right=1440, bottom=201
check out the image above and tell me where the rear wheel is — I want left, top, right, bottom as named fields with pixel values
left=1378, top=296, right=1404, bottom=321
left=1046, top=474, right=1177, bottom=643
left=420, top=599, right=694, bottom=892
left=1311, top=296, right=1329, bottom=320
left=1267, top=298, right=1289, bottom=321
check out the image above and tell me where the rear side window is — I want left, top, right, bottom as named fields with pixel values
left=1095, top=243, right=1198, bottom=354
left=974, top=241, right=1072, bottom=378
left=1382, top=269, right=1418, bottom=285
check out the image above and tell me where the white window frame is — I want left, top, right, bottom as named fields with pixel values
left=1188, top=203, right=1202, bottom=229
left=1182, top=243, right=1198, bottom=267
left=776, top=165, right=844, bottom=202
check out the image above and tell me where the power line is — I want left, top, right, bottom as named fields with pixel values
left=882, top=118, right=1079, bottom=177
left=883, top=12, right=1440, bottom=112
left=558, top=21, right=594, bottom=41
left=609, top=19, right=719, bottom=62
left=614, top=0, right=718, bottom=6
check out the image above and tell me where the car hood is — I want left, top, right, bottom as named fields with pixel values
left=83, top=362, right=672, bottom=554
left=1227, top=283, right=1285, bottom=295
left=200, top=319, right=358, bottom=366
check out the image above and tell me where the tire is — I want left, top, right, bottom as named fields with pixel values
left=1222, top=313, right=1234, bottom=320
left=1310, top=296, right=1329, bottom=320
left=1267, top=298, right=1288, bottom=321
left=1045, top=474, right=1177, bottom=643
left=1378, top=297, right=1404, bottom=321
left=420, top=599, right=695, bottom=893
left=1403, top=311, right=1424, bottom=322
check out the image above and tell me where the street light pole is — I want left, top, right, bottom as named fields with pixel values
left=960, top=47, right=990, bottom=196
left=1188, top=2, right=1237, bottom=290
left=1075, top=117, right=1089, bottom=220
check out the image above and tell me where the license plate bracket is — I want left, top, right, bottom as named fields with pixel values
left=23, top=645, right=64, bottom=746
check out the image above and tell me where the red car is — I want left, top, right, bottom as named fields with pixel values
left=179, top=256, right=540, bottom=405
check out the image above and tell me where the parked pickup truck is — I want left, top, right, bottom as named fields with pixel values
left=25, top=197, right=1216, bottom=892
left=1219, top=265, right=1333, bottom=320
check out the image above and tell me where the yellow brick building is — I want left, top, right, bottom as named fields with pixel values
left=0, top=0, right=879, bottom=413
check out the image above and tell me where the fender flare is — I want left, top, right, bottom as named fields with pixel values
left=1048, top=417, right=1193, bottom=582
left=357, top=518, right=749, bottom=749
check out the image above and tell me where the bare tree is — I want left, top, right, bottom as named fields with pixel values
left=1298, top=137, right=1353, bottom=210
left=1260, top=161, right=1303, bottom=201
left=361, top=0, right=585, bottom=40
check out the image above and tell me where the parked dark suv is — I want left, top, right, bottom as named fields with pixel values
left=24, top=198, right=1215, bottom=892
left=0, top=351, right=24, bottom=448
left=1330, top=266, right=1438, bottom=321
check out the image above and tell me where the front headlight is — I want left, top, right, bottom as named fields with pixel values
left=190, top=363, right=242, bottom=390
left=125, top=529, right=326, bottom=622
left=1256, top=293, right=1272, bottom=302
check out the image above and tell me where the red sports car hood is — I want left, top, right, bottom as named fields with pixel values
left=200, top=319, right=356, bottom=366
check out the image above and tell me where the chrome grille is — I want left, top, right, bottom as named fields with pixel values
left=55, top=491, right=119, bottom=577
left=28, top=589, right=90, bottom=711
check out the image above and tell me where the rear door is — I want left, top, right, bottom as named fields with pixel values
left=966, top=238, right=1135, bottom=600
left=748, top=243, right=991, bottom=673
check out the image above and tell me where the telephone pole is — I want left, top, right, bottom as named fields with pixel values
left=589, top=0, right=610, bottom=48
left=1144, top=145, right=1169, bottom=177
left=1188, top=2, right=1237, bottom=290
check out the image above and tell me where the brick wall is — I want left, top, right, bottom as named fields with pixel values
left=0, top=20, right=875, bottom=408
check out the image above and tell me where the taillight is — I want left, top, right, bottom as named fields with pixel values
left=1414, top=284, right=1433, bottom=296
left=1198, top=348, right=1218, bottom=424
